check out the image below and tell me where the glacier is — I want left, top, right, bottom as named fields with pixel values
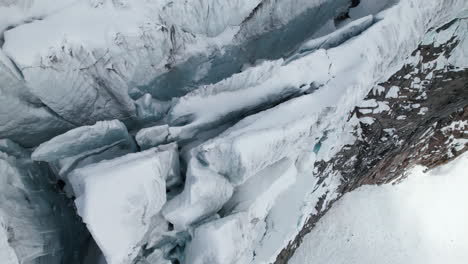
left=0, top=139, right=87, bottom=264
left=69, top=146, right=180, bottom=264
left=0, top=0, right=467, bottom=263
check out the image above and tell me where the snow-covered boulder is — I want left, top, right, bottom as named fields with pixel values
left=69, top=146, right=179, bottom=264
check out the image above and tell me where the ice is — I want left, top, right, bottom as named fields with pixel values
left=1, top=0, right=260, bottom=125
left=141, top=0, right=351, bottom=100
left=191, top=0, right=467, bottom=187
left=31, top=120, right=136, bottom=194
left=135, top=125, right=170, bottom=151
left=222, top=158, right=297, bottom=220
left=385, top=86, right=400, bottom=98
left=149, top=143, right=181, bottom=189
left=161, top=158, right=234, bottom=231
left=32, top=120, right=135, bottom=162
left=162, top=59, right=308, bottom=142
left=184, top=213, right=251, bottom=264
left=134, top=94, right=170, bottom=124
left=183, top=0, right=467, bottom=261
left=0, top=221, right=19, bottom=264
left=0, top=50, right=74, bottom=147
left=68, top=146, right=178, bottom=264
left=286, top=15, right=376, bottom=63
left=421, top=11, right=468, bottom=68
left=0, top=139, right=87, bottom=264
left=185, top=158, right=297, bottom=264
left=290, top=153, right=468, bottom=264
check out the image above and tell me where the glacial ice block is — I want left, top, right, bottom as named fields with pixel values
left=69, top=147, right=179, bottom=264
left=0, top=139, right=87, bottom=264
left=32, top=120, right=135, bottom=162
left=222, top=158, right=297, bottom=220
left=184, top=213, right=251, bottom=264
left=135, top=125, right=171, bottom=150
left=0, top=52, right=73, bottom=147
left=185, top=158, right=297, bottom=264
left=162, top=158, right=234, bottom=230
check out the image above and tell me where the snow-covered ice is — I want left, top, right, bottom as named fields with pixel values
left=32, top=119, right=135, bottom=162
left=0, top=139, right=86, bottom=264
left=69, top=146, right=179, bottom=264
left=184, top=158, right=297, bottom=264
left=162, top=157, right=234, bottom=231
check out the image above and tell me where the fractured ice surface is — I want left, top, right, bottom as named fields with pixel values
left=135, top=125, right=170, bottom=151
left=0, top=50, right=74, bottom=147
left=191, top=0, right=468, bottom=188
left=0, top=139, right=87, bottom=264
left=184, top=213, right=250, bottom=264
left=162, top=158, right=234, bottom=231
left=134, top=94, right=170, bottom=124
left=184, top=158, right=297, bottom=264
left=32, top=120, right=135, bottom=162
left=69, top=146, right=179, bottom=264
left=1, top=0, right=467, bottom=263
left=286, top=15, right=375, bottom=63
left=31, top=120, right=137, bottom=195
left=1, top=0, right=262, bottom=125
left=221, top=158, right=297, bottom=220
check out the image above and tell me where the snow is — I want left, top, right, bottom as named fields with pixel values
left=184, top=213, right=251, bottom=264
left=290, top=153, right=468, bottom=264
left=189, top=0, right=466, bottom=189
left=165, top=59, right=288, bottom=141
left=287, top=15, right=376, bottom=62
left=185, top=158, right=297, bottom=263
left=0, top=220, right=19, bottom=264
left=0, top=0, right=466, bottom=263
left=69, top=147, right=177, bottom=264
left=135, top=125, right=170, bottom=150
left=0, top=0, right=265, bottom=126
left=186, top=0, right=467, bottom=262
left=134, top=93, right=170, bottom=124
left=161, top=158, right=234, bottom=230
left=222, top=158, right=297, bottom=220
left=32, top=119, right=134, bottom=162
left=0, top=50, right=73, bottom=147
left=385, top=86, right=400, bottom=98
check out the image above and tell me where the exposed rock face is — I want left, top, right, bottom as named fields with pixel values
left=275, top=15, right=468, bottom=263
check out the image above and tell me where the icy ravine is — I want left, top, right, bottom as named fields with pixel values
left=0, top=139, right=88, bottom=264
